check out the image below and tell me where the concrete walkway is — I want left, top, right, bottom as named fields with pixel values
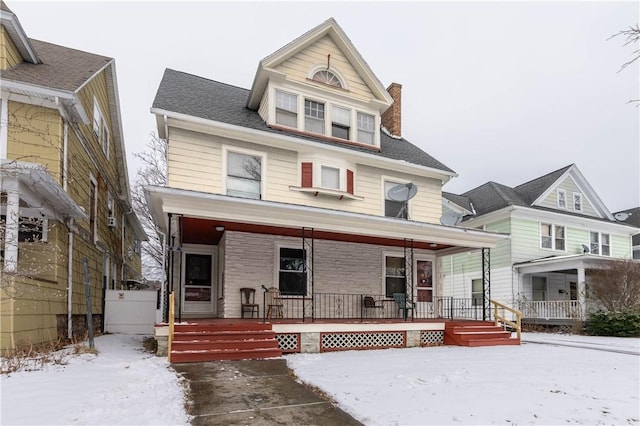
left=174, top=359, right=362, bottom=425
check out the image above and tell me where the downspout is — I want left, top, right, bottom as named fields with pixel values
left=67, top=218, right=74, bottom=339
left=0, top=94, right=8, bottom=160
left=62, top=121, right=68, bottom=192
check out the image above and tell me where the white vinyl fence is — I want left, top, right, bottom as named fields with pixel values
left=104, top=290, right=160, bottom=334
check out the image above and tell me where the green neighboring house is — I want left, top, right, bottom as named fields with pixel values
left=441, top=164, right=639, bottom=324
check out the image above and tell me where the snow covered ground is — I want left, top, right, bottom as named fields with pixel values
left=287, top=333, right=640, bottom=425
left=1, top=333, right=638, bottom=426
left=1, top=334, right=191, bottom=426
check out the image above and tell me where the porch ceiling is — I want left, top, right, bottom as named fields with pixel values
left=145, top=185, right=508, bottom=252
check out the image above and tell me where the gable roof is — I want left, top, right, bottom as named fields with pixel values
left=514, top=164, right=573, bottom=204
left=0, top=39, right=111, bottom=92
left=152, top=68, right=455, bottom=173
left=246, top=18, right=393, bottom=110
left=450, top=164, right=618, bottom=222
left=0, top=0, right=39, bottom=64
left=442, top=192, right=473, bottom=212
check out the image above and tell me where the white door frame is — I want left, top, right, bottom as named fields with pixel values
left=181, top=244, right=217, bottom=315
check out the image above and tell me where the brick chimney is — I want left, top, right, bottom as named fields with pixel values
left=381, top=82, right=402, bottom=137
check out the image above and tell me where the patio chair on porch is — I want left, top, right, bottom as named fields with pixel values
left=266, top=287, right=284, bottom=319
left=363, top=296, right=384, bottom=318
left=240, top=287, right=259, bottom=318
left=393, top=293, right=415, bottom=320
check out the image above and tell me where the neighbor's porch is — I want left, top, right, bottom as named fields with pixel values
left=514, top=254, right=613, bottom=324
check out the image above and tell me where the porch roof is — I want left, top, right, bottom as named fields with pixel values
left=144, top=185, right=508, bottom=253
left=1, top=160, right=87, bottom=221
left=513, top=254, right=622, bottom=274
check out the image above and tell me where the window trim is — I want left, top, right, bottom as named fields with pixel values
left=275, top=243, right=308, bottom=297
left=383, top=252, right=406, bottom=299
left=573, top=192, right=582, bottom=212
left=540, top=222, right=566, bottom=251
left=589, top=231, right=611, bottom=256
left=471, top=278, right=483, bottom=306
left=383, top=177, right=412, bottom=219
left=222, top=146, right=266, bottom=200
left=557, top=189, right=567, bottom=209
left=307, top=65, right=348, bottom=90
left=275, top=89, right=298, bottom=128
left=304, top=98, right=326, bottom=135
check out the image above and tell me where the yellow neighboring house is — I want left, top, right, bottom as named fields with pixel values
left=0, top=2, right=145, bottom=351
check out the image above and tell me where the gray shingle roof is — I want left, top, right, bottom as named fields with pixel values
left=514, top=164, right=573, bottom=204
left=0, top=39, right=112, bottom=92
left=152, top=68, right=455, bottom=173
left=442, top=191, right=472, bottom=212
left=461, top=181, right=530, bottom=216
left=614, top=207, right=640, bottom=245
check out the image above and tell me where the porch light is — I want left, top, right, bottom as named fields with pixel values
left=215, top=226, right=225, bottom=232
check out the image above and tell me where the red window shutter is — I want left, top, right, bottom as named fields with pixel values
left=301, top=162, right=313, bottom=187
left=347, top=169, right=354, bottom=194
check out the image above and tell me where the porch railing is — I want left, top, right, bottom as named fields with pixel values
left=260, top=293, right=494, bottom=321
left=517, top=300, right=582, bottom=320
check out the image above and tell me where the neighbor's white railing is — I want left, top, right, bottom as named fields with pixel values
left=518, top=300, right=582, bottom=320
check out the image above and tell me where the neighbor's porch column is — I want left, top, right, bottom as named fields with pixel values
left=3, top=188, right=20, bottom=273
left=577, top=267, right=586, bottom=321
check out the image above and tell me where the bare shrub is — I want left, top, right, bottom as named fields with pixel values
left=588, top=259, right=640, bottom=312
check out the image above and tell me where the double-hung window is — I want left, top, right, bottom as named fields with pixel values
left=557, top=189, right=566, bottom=209
left=331, top=106, right=350, bottom=140
left=385, top=255, right=405, bottom=297
left=590, top=232, right=610, bottom=256
left=541, top=223, right=565, bottom=250
left=384, top=181, right=407, bottom=219
left=279, top=247, right=306, bottom=296
left=471, top=279, right=483, bottom=306
left=305, top=99, right=325, bottom=134
left=275, top=90, right=297, bottom=128
left=93, top=98, right=109, bottom=159
left=357, top=112, right=374, bottom=144
left=227, top=151, right=262, bottom=199
left=573, top=193, right=582, bottom=212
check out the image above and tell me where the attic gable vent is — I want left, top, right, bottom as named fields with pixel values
left=312, top=70, right=342, bottom=88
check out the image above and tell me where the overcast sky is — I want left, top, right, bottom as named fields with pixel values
left=9, top=1, right=640, bottom=212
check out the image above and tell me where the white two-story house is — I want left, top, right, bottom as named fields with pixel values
left=441, top=164, right=639, bottom=323
left=145, top=18, right=507, bottom=328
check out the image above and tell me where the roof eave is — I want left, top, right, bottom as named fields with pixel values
left=150, top=107, right=457, bottom=182
left=1, top=9, right=39, bottom=64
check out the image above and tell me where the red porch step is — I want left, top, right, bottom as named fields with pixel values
left=170, top=322, right=283, bottom=363
left=444, top=322, right=520, bottom=347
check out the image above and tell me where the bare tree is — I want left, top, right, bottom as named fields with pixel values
left=131, top=133, right=167, bottom=280
left=609, top=24, right=640, bottom=72
left=589, top=260, right=640, bottom=312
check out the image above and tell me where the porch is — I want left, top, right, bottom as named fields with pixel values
left=157, top=295, right=522, bottom=361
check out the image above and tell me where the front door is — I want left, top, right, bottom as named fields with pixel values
left=183, top=252, right=215, bottom=313
left=416, top=260, right=434, bottom=317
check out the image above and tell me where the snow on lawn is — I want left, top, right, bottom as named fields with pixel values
left=1, top=334, right=191, bottom=426
left=287, top=333, right=640, bottom=426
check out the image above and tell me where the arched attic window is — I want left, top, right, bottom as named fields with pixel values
left=312, top=70, right=343, bottom=88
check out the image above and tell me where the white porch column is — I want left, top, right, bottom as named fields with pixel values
left=3, top=188, right=20, bottom=273
left=577, top=267, right=586, bottom=321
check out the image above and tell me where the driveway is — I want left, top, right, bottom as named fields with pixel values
left=173, top=359, right=362, bottom=425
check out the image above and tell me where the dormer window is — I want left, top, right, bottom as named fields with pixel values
left=276, top=90, right=298, bottom=128
left=331, top=106, right=350, bottom=139
left=312, top=70, right=342, bottom=88
left=357, top=112, right=374, bottom=144
left=304, top=99, right=325, bottom=134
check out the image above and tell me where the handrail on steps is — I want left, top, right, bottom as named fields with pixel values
left=168, top=292, right=175, bottom=362
left=491, top=299, right=522, bottom=340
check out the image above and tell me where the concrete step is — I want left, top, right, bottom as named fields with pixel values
left=171, top=347, right=283, bottom=363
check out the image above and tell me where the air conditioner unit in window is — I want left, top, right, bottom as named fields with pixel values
left=107, top=216, right=117, bottom=228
